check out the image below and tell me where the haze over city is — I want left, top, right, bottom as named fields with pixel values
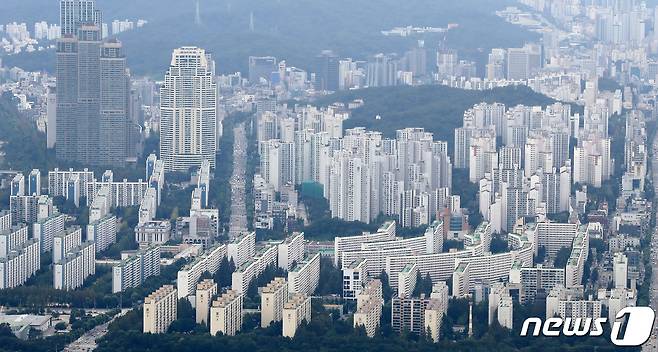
left=0, top=0, right=656, bottom=351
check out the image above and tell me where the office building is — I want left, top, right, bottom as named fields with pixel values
left=56, top=8, right=135, bottom=167
left=315, top=50, right=339, bottom=91
left=59, top=0, right=102, bottom=36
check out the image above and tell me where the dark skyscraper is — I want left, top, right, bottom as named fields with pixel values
left=59, top=0, right=102, bottom=36
left=99, top=39, right=131, bottom=165
left=56, top=0, right=135, bottom=166
left=315, top=50, right=339, bottom=92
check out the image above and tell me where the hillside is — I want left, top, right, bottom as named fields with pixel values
left=1, top=0, right=537, bottom=76
left=315, top=85, right=574, bottom=149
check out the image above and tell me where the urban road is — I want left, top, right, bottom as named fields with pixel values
left=63, top=309, right=130, bottom=352
left=645, top=131, right=658, bottom=352
left=228, top=122, right=248, bottom=239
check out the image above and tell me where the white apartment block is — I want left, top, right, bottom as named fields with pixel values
left=210, top=290, right=244, bottom=336
left=546, top=285, right=601, bottom=321
left=531, top=222, right=578, bottom=259
left=452, top=262, right=470, bottom=297
left=488, top=282, right=513, bottom=329
left=135, top=220, right=171, bottom=246
left=87, top=214, right=117, bottom=253
left=89, top=185, right=111, bottom=223
left=53, top=227, right=82, bottom=263
left=288, top=253, right=320, bottom=296
left=53, top=241, right=96, bottom=291
left=148, top=159, right=165, bottom=206
left=334, top=221, right=396, bottom=266
left=0, top=225, right=29, bottom=259
left=177, top=244, right=227, bottom=298
left=86, top=178, right=149, bottom=209
left=112, top=246, right=161, bottom=293
left=227, top=232, right=256, bottom=268
left=572, top=136, right=612, bottom=188
left=48, top=168, right=94, bottom=199
left=10, top=195, right=49, bottom=225
left=397, top=263, right=417, bottom=298
left=33, top=213, right=66, bottom=253
left=261, top=277, right=289, bottom=328
left=509, top=263, right=565, bottom=303
left=613, top=253, right=628, bottom=289
left=565, top=225, right=590, bottom=288
left=232, top=244, right=277, bottom=294
left=143, top=285, right=177, bottom=334
left=138, top=188, right=157, bottom=225
left=196, top=279, right=218, bottom=326
left=278, top=232, right=305, bottom=271
left=283, top=293, right=311, bottom=338
left=0, top=238, right=40, bottom=289
left=342, top=258, right=370, bottom=299
left=0, top=211, right=11, bottom=231
left=385, top=227, right=533, bottom=291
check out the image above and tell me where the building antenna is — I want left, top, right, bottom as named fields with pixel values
left=195, top=0, right=202, bottom=26
left=249, top=11, right=254, bottom=32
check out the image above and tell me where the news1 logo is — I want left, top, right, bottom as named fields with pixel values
left=520, top=307, right=656, bottom=347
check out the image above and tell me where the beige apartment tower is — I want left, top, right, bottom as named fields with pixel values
left=261, top=277, right=289, bottom=328
left=282, top=293, right=311, bottom=338
left=210, top=290, right=244, bottom=336
left=195, top=279, right=217, bottom=326
left=143, top=285, right=177, bottom=334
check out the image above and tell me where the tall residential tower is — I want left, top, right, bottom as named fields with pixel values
left=160, top=47, right=218, bottom=172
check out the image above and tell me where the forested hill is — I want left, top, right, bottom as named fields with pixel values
left=314, top=85, right=580, bottom=147
left=2, top=0, right=536, bottom=76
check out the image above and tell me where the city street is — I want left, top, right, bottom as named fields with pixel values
left=228, top=122, right=248, bottom=239
left=644, top=132, right=658, bottom=352
left=63, top=309, right=130, bottom=352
